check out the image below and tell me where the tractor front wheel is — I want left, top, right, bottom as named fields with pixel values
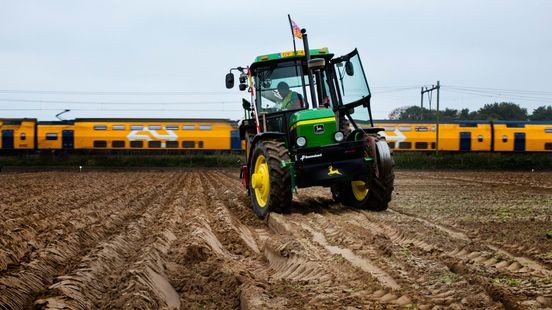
left=333, top=137, right=394, bottom=211
left=249, top=140, right=292, bottom=219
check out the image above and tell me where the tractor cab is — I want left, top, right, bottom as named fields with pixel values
left=226, top=29, right=394, bottom=219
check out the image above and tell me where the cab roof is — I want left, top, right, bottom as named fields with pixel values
left=250, top=48, right=334, bottom=70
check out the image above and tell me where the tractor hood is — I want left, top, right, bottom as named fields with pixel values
left=289, top=109, right=337, bottom=148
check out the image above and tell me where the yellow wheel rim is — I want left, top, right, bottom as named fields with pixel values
left=351, top=180, right=368, bottom=201
left=251, top=154, right=270, bottom=208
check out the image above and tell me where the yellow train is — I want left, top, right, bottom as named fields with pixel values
left=1, top=118, right=550, bottom=153
left=373, top=120, right=552, bottom=152
left=1, top=118, right=242, bottom=152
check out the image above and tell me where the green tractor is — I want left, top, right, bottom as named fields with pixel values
left=226, top=29, right=394, bottom=219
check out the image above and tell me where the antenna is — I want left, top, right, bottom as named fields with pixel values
left=55, top=109, right=70, bottom=121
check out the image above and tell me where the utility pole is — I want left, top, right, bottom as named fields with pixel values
left=420, top=87, right=424, bottom=110
left=420, top=82, right=440, bottom=154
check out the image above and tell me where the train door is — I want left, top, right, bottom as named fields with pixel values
left=459, top=132, right=471, bottom=151
left=2, top=130, right=14, bottom=149
left=62, top=130, right=74, bottom=149
left=513, top=132, right=525, bottom=152
left=230, top=130, right=241, bottom=151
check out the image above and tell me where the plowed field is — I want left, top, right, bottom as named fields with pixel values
left=1, top=170, right=551, bottom=309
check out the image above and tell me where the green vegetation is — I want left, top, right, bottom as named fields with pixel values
left=529, top=106, right=552, bottom=121
left=389, top=102, right=552, bottom=121
left=491, top=277, right=522, bottom=287
left=0, top=153, right=245, bottom=168
left=0, top=152, right=550, bottom=170
left=392, top=152, right=552, bottom=170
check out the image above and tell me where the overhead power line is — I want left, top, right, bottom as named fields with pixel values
left=446, top=85, right=552, bottom=96
left=0, top=90, right=234, bottom=96
left=446, top=89, right=552, bottom=104
left=0, top=98, right=236, bottom=105
left=0, top=108, right=242, bottom=112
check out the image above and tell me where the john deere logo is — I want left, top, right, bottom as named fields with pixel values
left=314, top=124, right=325, bottom=134
left=328, top=165, right=342, bottom=176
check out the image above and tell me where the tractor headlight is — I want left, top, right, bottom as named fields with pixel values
left=296, top=136, right=307, bottom=147
left=334, top=131, right=344, bottom=142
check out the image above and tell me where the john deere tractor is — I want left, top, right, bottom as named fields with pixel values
left=226, top=29, right=394, bottom=219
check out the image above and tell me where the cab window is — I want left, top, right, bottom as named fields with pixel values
left=256, top=61, right=307, bottom=113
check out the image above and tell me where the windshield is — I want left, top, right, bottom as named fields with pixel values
left=255, top=61, right=307, bottom=113
left=333, top=50, right=372, bottom=124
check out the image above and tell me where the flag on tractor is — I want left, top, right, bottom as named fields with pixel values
left=291, top=19, right=302, bottom=39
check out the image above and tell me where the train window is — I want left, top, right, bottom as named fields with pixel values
left=148, top=140, right=161, bottom=148
left=131, top=125, right=144, bottom=130
left=93, top=140, right=107, bottom=148
left=20, top=133, right=26, bottom=140
left=398, top=142, right=411, bottom=149
left=130, top=141, right=143, bottom=148
left=398, top=126, right=412, bottom=132
left=545, top=143, right=552, bottom=150
left=460, top=123, right=477, bottom=127
left=387, top=141, right=395, bottom=149
left=198, top=141, right=204, bottom=148
left=415, top=127, right=428, bottom=132
left=94, top=125, right=107, bottom=130
left=166, top=141, right=178, bottom=148
left=199, top=125, right=212, bottom=131
left=182, top=141, right=195, bottom=148
left=502, top=135, right=508, bottom=143
left=148, top=125, right=161, bottom=130
left=415, top=142, right=428, bottom=149
left=545, top=128, right=552, bottom=133
left=166, top=125, right=178, bottom=130
left=506, top=123, right=525, bottom=128
left=183, top=125, right=195, bottom=130
left=46, top=133, right=58, bottom=140
left=383, top=127, right=395, bottom=131
left=112, top=125, right=125, bottom=130
left=431, top=142, right=436, bottom=149
left=112, top=140, right=125, bottom=148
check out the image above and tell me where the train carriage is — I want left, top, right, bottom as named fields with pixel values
left=0, top=118, right=37, bottom=151
left=440, top=121, right=493, bottom=152
left=36, top=121, right=75, bottom=150
left=72, top=118, right=239, bottom=152
left=374, top=120, right=552, bottom=152
left=493, top=121, right=552, bottom=152
left=373, top=120, right=493, bottom=152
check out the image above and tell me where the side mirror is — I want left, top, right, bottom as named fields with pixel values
left=242, top=98, right=251, bottom=111
left=225, top=73, right=235, bottom=89
left=345, top=60, right=354, bottom=76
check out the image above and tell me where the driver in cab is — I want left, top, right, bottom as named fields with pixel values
left=277, top=81, right=303, bottom=110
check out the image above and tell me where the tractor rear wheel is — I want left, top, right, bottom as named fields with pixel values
left=333, top=136, right=394, bottom=211
left=249, top=140, right=292, bottom=219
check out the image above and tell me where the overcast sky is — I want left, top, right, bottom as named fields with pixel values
left=1, top=0, right=551, bottom=120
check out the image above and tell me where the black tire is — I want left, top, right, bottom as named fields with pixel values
left=335, top=136, right=394, bottom=211
left=249, top=140, right=292, bottom=219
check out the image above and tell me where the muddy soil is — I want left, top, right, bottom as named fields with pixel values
left=0, top=170, right=551, bottom=309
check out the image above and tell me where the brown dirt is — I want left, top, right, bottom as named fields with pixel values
left=1, top=169, right=551, bottom=309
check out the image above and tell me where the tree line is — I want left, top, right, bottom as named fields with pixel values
left=388, top=102, right=552, bottom=121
